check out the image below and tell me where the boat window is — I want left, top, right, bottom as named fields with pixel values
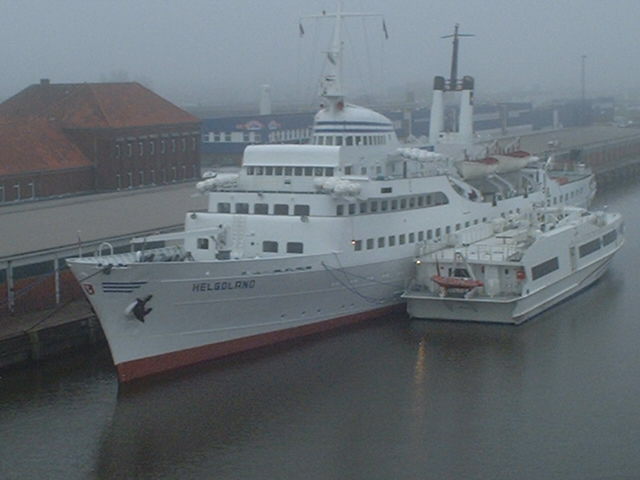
left=399, top=234, right=406, bottom=245
left=579, top=238, right=601, bottom=258
left=284, top=167, right=293, bottom=176
left=417, top=196, right=424, bottom=207
left=425, top=195, right=431, bottom=205
left=256, top=167, right=264, bottom=175
left=274, top=204, right=289, bottom=215
left=400, top=198, right=407, bottom=209
left=344, top=166, right=352, bottom=175
left=391, top=199, right=398, bottom=210
left=381, top=200, right=388, bottom=212
left=474, top=219, right=479, bottom=225
left=318, top=136, right=325, bottom=145
left=455, top=223, right=461, bottom=231
left=409, top=197, right=416, bottom=208
left=336, top=136, right=343, bottom=146
left=435, top=228, right=441, bottom=239
left=336, top=205, right=344, bottom=216
left=370, top=201, right=378, bottom=213
left=355, top=136, right=362, bottom=146
left=326, top=136, right=334, bottom=146
left=247, top=167, right=254, bottom=175
left=346, top=136, right=353, bottom=146
left=366, top=238, right=374, bottom=250
left=353, top=240, right=362, bottom=251
left=361, top=167, right=367, bottom=175
left=263, top=241, right=278, bottom=253
left=359, top=202, right=368, bottom=214
left=254, top=203, right=268, bottom=215
left=287, top=242, right=304, bottom=254
left=348, top=204, right=356, bottom=215
left=465, top=221, right=470, bottom=228
left=235, top=203, right=249, bottom=214
left=275, top=167, right=283, bottom=175
left=409, top=233, right=415, bottom=243
left=294, top=167, right=303, bottom=176
left=531, top=257, right=559, bottom=280
left=418, top=231, right=424, bottom=241
left=378, top=237, right=385, bottom=248
left=602, top=229, right=617, bottom=246
left=314, top=167, right=324, bottom=176
left=294, top=204, right=310, bottom=216
left=427, top=230, right=432, bottom=240
left=388, top=235, right=396, bottom=246
left=363, top=137, right=368, bottom=146
left=445, top=226, right=451, bottom=234
left=197, top=238, right=209, bottom=249
left=217, top=202, right=231, bottom=213
left=325, top=167, right=334, bottom=176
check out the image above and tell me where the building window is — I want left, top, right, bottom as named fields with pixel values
left=192, top=137, right=197, bottom=151
left=139, top=142, right=144, bottom=156
left=286, top=242, right=303, bottom=254
left=127, top=143, right=132, bottom=157
left=171, top=139, right=177, bottom=152
left=149, top=141, right=155, bottom=155
left=151, top=170, right=156, bottom=185
left=0, top=186, right=4, bottom=202
left=197, top=238, right=209, bottom=249
left=181, top=137, right=186, bottom=152
left=344, top=166, right=352, bottom=175
left=409, top=232, right=415, bottom=243
left=13, top=184, right=20, bottom=200
left=243, top=132, right=250, bottom=142
left=161, top=140, right=166, bottom=154
left=116, top=175, right=121, bottom=190
left=115, top=144, right=121, bottom=158
left=171, top=167, right=177, bottom=182
left=263, top=241, right=278, bottom=253
left=127, top=172, right=133, bottom=188
left=139, top=171, right=144, bottom=185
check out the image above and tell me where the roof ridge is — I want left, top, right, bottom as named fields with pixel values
left=85, top=84, right=112, bottom=128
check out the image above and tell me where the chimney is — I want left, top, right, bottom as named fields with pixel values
left=40, top=78, right=50, bottom=86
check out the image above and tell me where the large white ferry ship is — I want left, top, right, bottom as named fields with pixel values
left=68, top=7, right=595, bottom=382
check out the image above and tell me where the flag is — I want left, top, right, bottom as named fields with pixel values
left=382, top=20, right=388, bottom=39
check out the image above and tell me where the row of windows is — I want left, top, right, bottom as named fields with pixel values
left=217, top=202, right=310, bottom=216
left=578, top=227, right=619, bottom=258
left=116, top=165, right=197, bottom=189
left=549, top=187, right=585, bottom=206
left=337, top=193, right=449, bottom=216
left=246, top=166, right=334, bottom=177
left=312, top=134, right=392, bottom=146
left=115, top=136, right=197, bottom=159
left=262, top=241, right=304, bottom=254
left=0, top=183, right=35, bottom=202
left=351, top=218, right=491, bottom=251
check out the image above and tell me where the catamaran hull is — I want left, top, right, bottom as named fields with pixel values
left=405, top=253, right=616, bottom=325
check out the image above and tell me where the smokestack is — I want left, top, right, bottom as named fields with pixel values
left=458, top=75, right=474, bottom=142
left=429, top=76, right=445, bottom=144
left=259, top=84, right=272, bottom=115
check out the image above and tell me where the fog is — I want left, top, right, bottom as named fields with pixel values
left=1, top=0, right=639, bottom=109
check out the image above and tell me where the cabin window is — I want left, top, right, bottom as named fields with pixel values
left=435, top=228, right=441, bottom=238
left=263, top=241, right=278, bottom=253
left=197, top=238, right=209, bottom=249
left=295, top=167, right=303, bottom=176
left=465, top=221, right=470, bottom=228
left=255, top=167, right=264, bottom=175
left=378, top=237, right=385, bottom=248
left=370, top=201, right=378, bottom=213
left=531, top=257, right=559, bottom=280
left=602, top=230, right=617, bottom=246
left=275, top=167, right=283, bottom=175
left=409, top=233, right=415, bottom=243
left=149, top=141, right=155, bottom=155
left=579, top=238, right=601, bottom=258
left=391, top=199, right=398, bottom=210
left=409, top=197, right=416, bottom=208
left=455, top=223, right=461, bottom=231
left=346, top=136, right=353, bottom=146
left=399, top=234, right=406, bottom=245
left=287, top=242, right=303, bottom=254
left=381, top=187, right=392, bottom=194
left=217, top=202, right=231, bottom=213
left=355, top=136, right=362, bottom=146
left=314, top=167, right=323, bottom=176
left=417, top=196, right=424, bottom=207
left=304, top=167, right=313, bottom=176
left=274, top=204, right=289, bottom=215
left=400, top=198, right=407, bottom=209
left=235, top=203, right=249, bottom=214
left=359, top=202, right=367, bottom=214
left=418, top=231, right=424, bottom=241
left=294, top=204, right=310, bottom=216
left=381, top=200, right=388, bottom=212
left=265, top=166, right=273, bottom=175
left=284, top=167, right=293, bottom=176
left=348, top=204, right=356, bottom=215
left=344, top=166, right=352, bottom=175
left=254, top=203, right=268, bottom=215
left=325, top=167, right=334, bottom=176
left=353, top=240, right=362, bottom=251
left=247, top=167, right=254, bottom=175
left=317, top=136, right=324, bottom=145
left=366, top=238, right=374, bottom=250
left=336, top=205, right=344, bottom=216
left=388, top=235, right=396, bottom=246
left=427, top=230, right=432, bottom=240
left=335, top=136, right=343, bottom=146
left=326, top=136, right=334, bottom=146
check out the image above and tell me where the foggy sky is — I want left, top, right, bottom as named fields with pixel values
left=1, top=0, right=639, bottom=108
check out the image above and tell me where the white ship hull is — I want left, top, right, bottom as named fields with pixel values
left=405, top=252, right=616, bottom=324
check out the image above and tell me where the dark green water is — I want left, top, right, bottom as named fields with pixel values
left=2, top=182, right=640, bottom=480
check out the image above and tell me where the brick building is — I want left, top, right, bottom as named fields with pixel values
left=0, top=79, right=201, bottom=202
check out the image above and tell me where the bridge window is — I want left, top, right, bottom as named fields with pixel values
left=197, top=238, right=209, bottom=249
left=263, top=241, right=278, bottom=253
left=294, top=204, right=310, bottom=216
left=217, top=202, right=231, bottom=213
left=275, top=167, right=283, bottom=175
left=284, top=167, right=293, bottom=175
left=274, top=204, right=289, bottom=215
left=325, top=167, right=334, bottom=176
left=295, top=167, right=303, bottom=176
left=235, top=203, right=249, bottom=214
left=304, top=167, right=313, bottom=176
left=286, top=242, right=304, bottom=254
left=254, top=203, right=268, bottom=215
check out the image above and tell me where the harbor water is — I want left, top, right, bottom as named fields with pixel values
left=2, top=181, right=640, bottom=479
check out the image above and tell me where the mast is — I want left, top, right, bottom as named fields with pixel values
left=300, top=3, right=385, bottom=111
left=441, top=23, right=474, bottom=91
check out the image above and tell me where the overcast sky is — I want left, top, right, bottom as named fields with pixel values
left=1, top=0, right=639, bottom=108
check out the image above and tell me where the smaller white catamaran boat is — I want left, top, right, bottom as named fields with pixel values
left=403, top=205, right=624, bottom=324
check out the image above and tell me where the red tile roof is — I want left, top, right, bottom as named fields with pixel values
left=0, top=117, right=92, bottom=176
left=0, top=81, right=199, bottom=129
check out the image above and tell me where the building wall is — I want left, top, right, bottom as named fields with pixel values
left=0, top=168, right=94, bottom=203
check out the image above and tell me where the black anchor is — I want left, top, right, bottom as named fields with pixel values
left=132, top=294, right=153, bottom=322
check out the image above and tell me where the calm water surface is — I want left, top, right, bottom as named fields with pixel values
left=2, top=181, right=640, bottom=479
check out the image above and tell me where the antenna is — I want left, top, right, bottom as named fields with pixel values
left=441, top=24, right=474, bottom=91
